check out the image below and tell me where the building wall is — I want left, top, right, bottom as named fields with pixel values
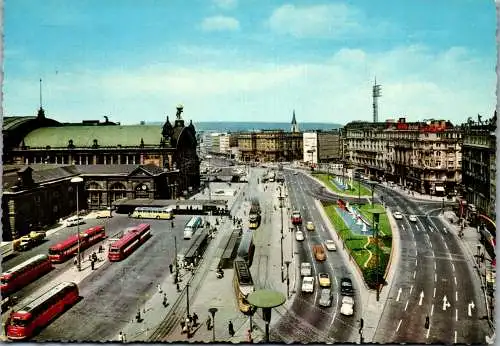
left=219, top=134, right=230, bottom=154
left=303, top=132, right=318, bottom=164
left=317, top=131, right=342, bottom=162
left=237, top=131, right=303, bottom=162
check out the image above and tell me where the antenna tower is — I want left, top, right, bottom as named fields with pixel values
left=372, top=78, right=382, bottom=122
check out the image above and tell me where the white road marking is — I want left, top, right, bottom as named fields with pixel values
left=429, top=242, right=433, bottom=248
left=426, top=325, right=431, bottom=339
left=418, top=291, right=424, bottom=305
left=396, top=319, right=402, bottom=332
left=435, top=273, right=437, bottom=282
left=431, top=251, right=435, bottom=257
left=413, top=271, right=417, bottom=279
left=433, top=287, right=436, bottom=298
left=396, top=287, right=402, bottom=302
left=429, top=226, right=434, bottom=232
left=434, top=262, right=437, bottom=270
left=455, top=291, right=458, bottom=301
left=404, top=300, right=409, bottom=311
left=442, top=295, right=451, bottom=311
left=431, top=304, right=434, bottom=316
left=410, top=285, right=413, bottom=295
left=454, top=276, right=457, bottom=285
left=415, top=259, right=418, bottom=266
left=454, top=330, right=457, bottom=344
left=455, top=308, right=458, bottom=321
left=452, top=263, right=455, bottom=271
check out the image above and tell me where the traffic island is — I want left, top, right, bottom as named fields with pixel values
left=321, top=200, right=392, bottom=291
left=312, top=173, right=372, bottom=197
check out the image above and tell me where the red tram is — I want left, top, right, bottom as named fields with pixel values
left=108, top=223, right=151, bottom=262
left=1, top=255, right=53, bottom=297
left=6, top=282, right=80, bottom=340
left=48, top=226, right=106, bottom=263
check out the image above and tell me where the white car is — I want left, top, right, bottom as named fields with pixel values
left=295, top=230, right=305, bottom=241
left=301, top=276, right=315, bottom=293
left=65, top=216, right=84, bottom=227
left=340, top=296, right=354, bottom=316
left=300, top=262, right=312, bottom=277
left=409, top=215, right=418, bottom=222
left=393, top=211, right=403, bottom=220
left=324, top=240, right=337, bottom=251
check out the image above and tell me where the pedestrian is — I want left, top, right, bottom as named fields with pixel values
left=118, top=331, right=124, bottom=342
left=169, top=263, right=173, bottom=273
left=157, top=283, right=162, bottom=294
left=91, top=260, right=95, bottom=270
left=163, top=293, right=168, bottom=307
left=176, top=283, right=181, bottom=292
left=247, top=329, right=253, bottom=343
left=192, top=312, right=198, bottom=326
left=206, top=316, right=212, bottom=330
left=88, top=254, right=92, bottom=262
left=74, top=258, right=78, bottom=266
left=228, top=320, right=235, bottom=337
left=171, top=220, right=175, bottom=228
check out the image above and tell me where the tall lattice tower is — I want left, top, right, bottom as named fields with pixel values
left=372, top=78, right=382, bottom=123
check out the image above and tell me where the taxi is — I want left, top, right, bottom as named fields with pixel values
left=318, top=273, right=331, bottom=287
left=306, top=221, right=315, bottom=231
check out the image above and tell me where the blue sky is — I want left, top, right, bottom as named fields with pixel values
left=3, top=0, right=497, bottom=125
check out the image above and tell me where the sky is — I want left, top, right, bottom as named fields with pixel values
left=3, top=0, right=498, bottom=125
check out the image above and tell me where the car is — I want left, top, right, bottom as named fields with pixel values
left=295, top=230, right=305, bottom=241
left=301, top=276, right=315, bottom=293
left=65, top=216, right=85, bottom=227
left=293, top=171, right=298, bottom=175
left=312, top=245, right=326, bottom=261
left=318, top=273, right=331, bottom=287
left=340, top=296, right=354, bottom=316
left=324, top=240, right=337, bottom=251
left=306, top=221, right=315, bottom=231
left=95, top=210, right=112, bottom=219
left=340, top=277, right=354, bottom=296
left=300, top=262, right=312, bottom=277
left=409, top=215, right=417, bottom=222
left=318, top=288, right=333, bottom=307
left=393, top=211, right=403, bottom=220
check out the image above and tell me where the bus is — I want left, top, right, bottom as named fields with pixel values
left=48, top=226, right=106, bottom=263
left=108, top=223, right=151, bottom=262
left=6, top=282, right=80, bottom=340
left=236, top=230, right=255, bottom=267
left=1, top=255, right=53, bottom=297
left=130, top=207, right=174, bottom=220
left=233, top=259, right=255, bottom=314
left=183, top=217, right=203, bottom=239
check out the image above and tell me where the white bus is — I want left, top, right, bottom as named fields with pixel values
left=183, top=217, right=203, bottom=239
left=130, top=207, right=174, bottom=220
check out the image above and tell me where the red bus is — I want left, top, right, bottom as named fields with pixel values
left=1, top=255, right=53, bottom=297
left=48, top=226, right=106, bottom=263
left=108, top=223, right=151, bottom=262
left=6, top=282, right=80, bottom=340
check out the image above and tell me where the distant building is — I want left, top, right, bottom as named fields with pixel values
left=461, top=112, right=496, bottom=219
left=303, top=130, right=342, bottom=165
left=219, top=133, right=230, bottom=155
left=344, top=117, right=462, bottom=195
left=238, top=111, right=303, bottom=162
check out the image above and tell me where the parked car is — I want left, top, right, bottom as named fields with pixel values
left=318, top=273, right=331, bottom=287
left=324, top=240, right=337, bottom=251
left=65, top=216, right=85, bottom=227
left=306, top=221, right=315, bottom=231
left=318, top=288, right=333, bottom=307
left=340, top=278, right=354, bottom=296
left=312, top=244, right=326, bottom=261
left=295, top=230, right=305, bottom=241
left=300, top=262, right=312, bottom=277
left=393, top=211, right=403, bottom=220
left=301, top=276, right=315, bottom=293
left=340, top=296, right=354, bottom=316
left=409, top=215, right=418, bottom=222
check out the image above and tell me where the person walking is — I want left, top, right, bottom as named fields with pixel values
left=157, top=283, right=163, bottom=294
left=228, top=320, right=235, bottom=337
left=169, top=263, right=173, bottom=273
left=192, top=312, right=198, bottom=326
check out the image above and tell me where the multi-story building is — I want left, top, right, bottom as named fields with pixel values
left=345, top=118, right=462, bottom=196
left=303, top=130, right=342, bottom=165
left=238, top=112, right=303, bottom=162
left=219, top=133, right=230, bottom=154
left=461, top=112, right=497, bottom=219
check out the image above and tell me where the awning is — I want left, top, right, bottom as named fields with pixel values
left=435, top=186, right=445, bottom=192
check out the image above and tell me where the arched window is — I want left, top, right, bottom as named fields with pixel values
left=110, top=182, right=127, bottom=202
left=87, top=182, right=102, bottom=209
left=135, top=184, right=149, bottom=199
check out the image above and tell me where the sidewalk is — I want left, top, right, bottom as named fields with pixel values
left=381, top=182, right=456, bottom=203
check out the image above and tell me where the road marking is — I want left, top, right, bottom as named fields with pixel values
left=454, top=276, right=457, bottom=285
left=442, top=295, right=451, bottom=311
left=396, top=319, right=402, bottom=332
left=452, top=263, right=455, bottom=271
left=415, top=259, right=418, bottom=266
left=413, top=271, right=416, bottom=279
left=455, top=308, right=458, bottom=321
left=435, top=273, right=437, bottom=282
left=404, top=300, right=409, bottom=311
left=454, top=330, right=457, bottom=344
left=433, top=287, right=436, bottom=298
left=426, top=325, right=431, bottom=339
left=429, top=226, right=434, bottom=232
left=429, top=242, right=433, bottom=248
left=418, top=291, right=424, bottom=305
left=444, top=243, right=448, bottom=249
left=396, top=287, right=402, bottom=301
left=434, top=262, right=437, bottom=270
left=410, top=285, right=413, bottom=295
left=402, top=225, right=405, bottom=231
left=431, top=304, right=434, bottom=316
left=455, top=291, right=458, bottom=301
left=468, top=301, right=475, bottom=316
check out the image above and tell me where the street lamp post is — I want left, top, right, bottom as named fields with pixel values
left=277, top=186, right=284, bottom=282
left=70, top=177, right=84, bottom=271
left=208, top=307, right=218, bottom=342
left=285, top=260, right=291, bottom=298
left=290, top=226, right=294, bottom=259
left=247, top=290, right=286, bottom=343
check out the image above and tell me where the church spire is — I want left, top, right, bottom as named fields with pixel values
left=291, top=109, right=299, bottom=132
left=37, top=78, right=46, bottom=119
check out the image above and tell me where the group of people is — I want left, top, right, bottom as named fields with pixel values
left=181, top=313, right=199, bottom=335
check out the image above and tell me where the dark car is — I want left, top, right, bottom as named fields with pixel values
left=340, top=278, right=354, bottom=296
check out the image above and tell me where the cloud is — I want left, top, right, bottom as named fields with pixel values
left=3, top=45, right=495, bottom=125
left=200, top=16, right=240, bottom=32
left=268, top=3, right=363, bottom=38
left=213, top=0, right=237, bottom=10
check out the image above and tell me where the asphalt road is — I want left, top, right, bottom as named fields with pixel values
left=265, top=169, right=359, bottom=343
left=3, top=214, right=203, bottom=341
left=372, top=186, right=489, bottom=344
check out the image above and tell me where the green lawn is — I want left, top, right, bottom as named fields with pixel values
left=313, top=173, right=372, bottom=196
left=355, top=203, right=393, bottom=237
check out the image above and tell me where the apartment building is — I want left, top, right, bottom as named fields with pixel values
left=461, top=113, right=496, bottom=219
left=303, top=130, right=342, bottom=165
left=238, top=130, right=303, bottom=162
left=219, top=133, right=230, bottom=154
left=345, top=118, right=462, bottom=196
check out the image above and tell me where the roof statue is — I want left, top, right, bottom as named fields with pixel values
left=176, top=104, right=184, bottom=120
left=162, top=115, right=173, bottom=139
